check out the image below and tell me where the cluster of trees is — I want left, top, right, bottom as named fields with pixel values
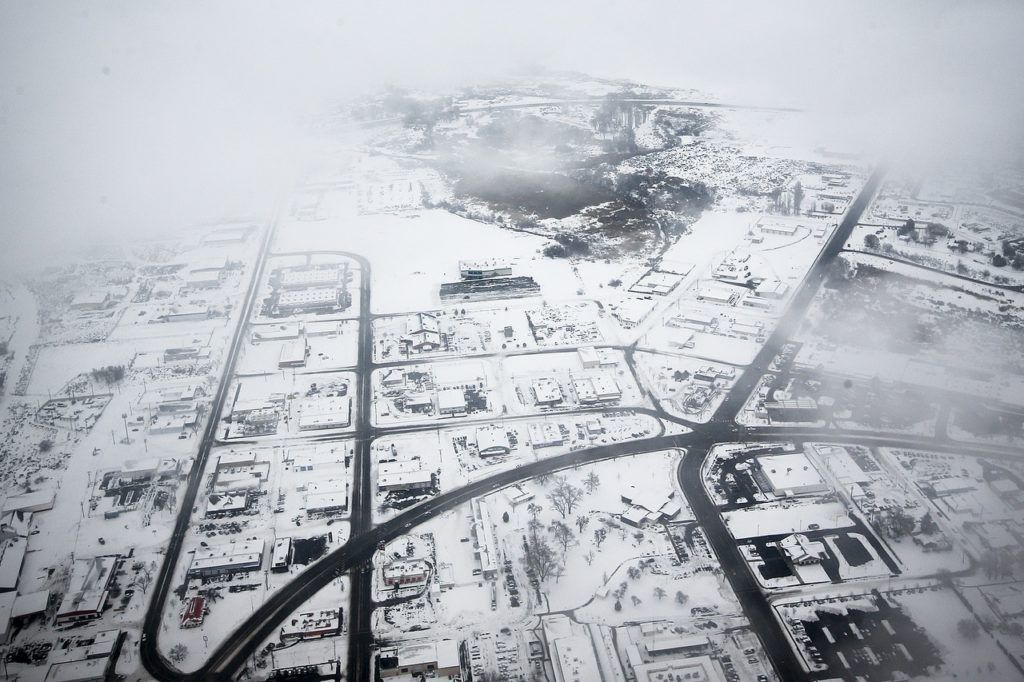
left=543, top=233, right=591, bottom=259
left=90, top=365, right=126, bottom=385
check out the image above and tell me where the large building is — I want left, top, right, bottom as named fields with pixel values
left=278, top=267, right=342, bottom=289
left=764, top=397, right=818, bottom=422
left=532, top=378, right=564, bottom=406
left=383, top=559, right=430, bottom=587
left=378, top=640, right=461, bottom=679
left=55, top=555, right=121, bottom=627
left=459, top=259, right=513, bottom=280
left=277, top=287, right=340, bottom=314
left=187, top=540, right=264, bottom=579
left=297, top=396, right=352, bottom=431
left=280, top=608, right=343, bottom=642
left=437, top=388, right=467, bottom=417
left=475, top=426, right=510, bottom=456
left=470, top=498, right=498, bottom=580
left=753, top=453, right=828, bottom=497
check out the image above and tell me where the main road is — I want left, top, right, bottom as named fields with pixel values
left=141, top=163, right=1015, bottom=681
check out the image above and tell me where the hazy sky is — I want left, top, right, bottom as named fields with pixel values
left=1, top=1, right=1022, bottom=270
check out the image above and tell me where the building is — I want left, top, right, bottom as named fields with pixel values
left=433, top=361, right=486, bottom=391
left=760, top=221, right=800, bottom=236
left=280, top=608, right=343, bottom=642
left=0, top=535, right=27, bottom=593
left=3, top=490, right=56, bottom=514
left=55, top=556, right=120, bottom=627
left=753, top=453, right=828, bottom=496
left=694, top=365, right=736, bottom=383
left=532, top=378, right=564, bottom=406
left=620, top=485, right=682, bottom=527
left=305, top=479, right=349, bottom=516
left=551, top=635, right=602, bottom=682
left=181, top=596, right=207, bottom=628
left=475, top=426, right=510, bottom=456
left=159, top=306, right=211, bottom=323
left=470, top=498, right=498, bottom=579
left=70, top=290, right=114, bottom=311
left=297, top=396, right=351, bottom=431
left=754, top=279, right=789, bottom=299
left=278, top=340, right=309, bottom=368
left=409, top=312, right=440, bottom=335
left=528, top=422, right=564, bottom=448
left=764, top=397, right=818, bottom=422
left=279, top=267, right=342, bottom=289
left=187, top=540, right=264, bottom=579
left=459, top=259, right=513, bottom=280
left=277, top=287, right=340, bottom=314
left=383, top=559, right=430, bottom=587
left=190, top=256, right=229, bottom=273
left=402, top=330, right=442, bottom=353
left=378, top=469, right=434, bottom=493
left=777, top=533, right=828, bottom=565
left=574, top=375, right=621, bottom=404
left=185, top=270, right=222, bottom=290
left=271, top=538, right=293, bottom=573
left=378, top=640, right=461, bottom=679
left=632, top=655, right=725, bottom=682
left=45, top=629, right=125, bottom=682
left=253, top=323, right=301, bottom=342
left=437, top=388, right=467, bottom=417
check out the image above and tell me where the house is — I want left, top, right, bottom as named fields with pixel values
left=55, top=555, right=120, bottom=627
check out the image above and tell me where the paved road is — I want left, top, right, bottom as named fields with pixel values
left=141, top=163, right=1024, bottom=681
left=140, top=220, right=277, bottom=680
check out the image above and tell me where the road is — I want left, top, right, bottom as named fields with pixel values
left=140, top=163, right=1021, bottom=681
left=140, top=218, right=277, bottom=680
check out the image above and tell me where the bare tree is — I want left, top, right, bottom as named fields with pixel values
left=575, top=515, right=590, bottom=533
left=584, top=550, right=596, bottom=566
left=527, top=502, right=543, bottom=520
left=583, top=471, right=601, bottom=494
left=548, top=477, right=584, bottom=519
left=169, top=643, right=188, bottom=663
left=654, top=586, right=666, bottom=600
left=551, top=521, right=575, bottom=553
left=594, top=527, right=607, bottom=548
left=523, top=533, right=559, bottom=583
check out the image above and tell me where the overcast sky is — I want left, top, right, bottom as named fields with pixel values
left=2, top=1, right=1022, bottom=270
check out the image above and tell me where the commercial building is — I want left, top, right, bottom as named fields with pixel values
left=764, top=397, right=818, bottom=422
left=277, top=287, right=340, bottom=314
left=532, top=378, right=564, bottom=406
left=181, top=596, right=207, bottom=628
left=378, top=640, right=461, bottom=679
left=459, top=259, right=513, bottom=280
left=253, top=323, right=301, bottom=342
left=694, top=365, right=736, bottom=383
left=437, top=388, right=467, bottom=417
left=573, top=374, right=621, bottom=404
left=159, top=306, right=211, bottom=323
left=0, top=535, right=27, bottom=593
left=271, top=538, right=293, bottom=573
left=55, top=555, right=121, bottom=627
left=433, top=361, right=487, bottom=391
left=759, top=221, right=800, bottom=236
left=305, top=479, right=349, bottom=516
left=777, top=533, right=828, bottom=565
left=278, top=340, right=309, bottom=368
left=3, top=490, right=56, bottom=514
left=187, top=540, right=264, bottom=579
left=45, top=629, right=125, bottom=682
left=383, top=559, right=430, bottom=587
left=278, top=267, right=342, bottom=289
left=297, top=396, right=351, bottom=431
left=280, top=608, right=343, bottom=642
left=185, top=270, right=222, bottom=290
left=754, top=278, right=789, bottom=299
left=475, top=426, right=510, bottom=456
left=528, top=422, right=564, bottom=448
left=470, top=498, right=498, bottom=579
left=551, top=635, right=602, bottom=682
left=378, top=469, right=434, bottom=494
left=753, top=453, right=828, bottom=497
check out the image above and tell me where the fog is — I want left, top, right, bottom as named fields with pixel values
left=2, top=1, right=1022, bottom=270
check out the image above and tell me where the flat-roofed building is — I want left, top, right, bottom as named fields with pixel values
left=280, top=608, right=342, bottom=642
left=378, top=639, right=461, bottom=679
left=753, top=452, right=827, bottom=496
left=528, top=422, right=564, bottom=448
left=271, top=538, right=293, bottom=573
left=383, top=559, right=430, bottom=587
left=297, top=396, right=351, bottom=431
left=378, top=469, right=434, bottom=493
left=187, top=540, right=264, bottom=579
left=278, top=267, right=341, bottom=289
left=437, top=388, right=467, bottom=417
left=532, top=378, right=564, bottom=406
left=470, top=498, right=498, bottom=579
left=277, top=287, right=340, bottom=314
left=475, top=426, right=510, bottom=456
left=55, top=556, right=120, bottom=627
left=278, top=340, right=309, bottom=368
left=459, top=259, right=513, bottom=280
